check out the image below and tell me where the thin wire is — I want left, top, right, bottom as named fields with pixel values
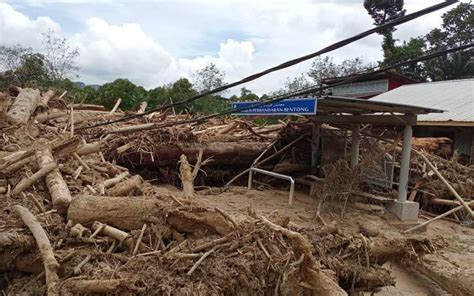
left=79, top=0, right=458, bottom=130
left=103, top=43, right=473, bottom=134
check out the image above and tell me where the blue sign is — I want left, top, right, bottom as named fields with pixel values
left=232, top=98, right=317, bottom=115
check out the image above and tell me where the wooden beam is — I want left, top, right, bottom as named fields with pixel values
left=310, top=115, right=417, bottom=125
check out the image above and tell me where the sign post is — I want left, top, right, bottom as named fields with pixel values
left=232, top=98, right=317, bottom=116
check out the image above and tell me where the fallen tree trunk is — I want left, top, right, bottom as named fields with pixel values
left=68, top=195, right=232, bottom=236
left=14, top=205, right=60, bottom=296
left=117, top=141, right=270, bottom=167
left=408, top=254, right=474, bottom=296
left=6, top=88, right=41, bottom=125
left=36, top=146, right=72, bottom=214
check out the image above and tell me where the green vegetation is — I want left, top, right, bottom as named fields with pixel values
left=0, top=3, right=472, bottom=114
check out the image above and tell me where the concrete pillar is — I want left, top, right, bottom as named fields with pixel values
left=350, top=124, right=360, bottom=168
left=398, top=125, right=412, bottom=202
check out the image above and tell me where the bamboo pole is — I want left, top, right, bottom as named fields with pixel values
left=225, top=133, right=309, bottom=187
left=404, top=200, right=474, bottom=233
left=413, top=150, right=474, bottom=218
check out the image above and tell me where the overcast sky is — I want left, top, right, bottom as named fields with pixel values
left=0, top=0, right=466, bottom=94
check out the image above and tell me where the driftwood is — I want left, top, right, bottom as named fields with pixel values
left=91, top=222, right=135, bottom=250
left=35, top=110, right=68, bottom=123
left=35, top=145, right=72, bottom=214
left=68, top=195, right=232, bottom=236
left=61, top=279, right=129, bottom=295
left=71, top=104, right=105, bottom=111
left=108, top=175, right=142, bottom=196
left=14, top=205, right=60, bottom=296
left=258, top=216, right=347, bottom=296
left=179, top=149, right=212, bottom=198
left=6, top=88, right=41, bottom=125
left=11, top=162, right=57, bottom=195
left=39, top=90, right=55, bottom=109
left=413, top=150, right=474, bottom=218
left=225, top=133, right=309, bottom=187
left=68, top=195, right=159, bottom=230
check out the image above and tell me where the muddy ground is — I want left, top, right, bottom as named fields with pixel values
left=190, top=185, right=474, bottom=295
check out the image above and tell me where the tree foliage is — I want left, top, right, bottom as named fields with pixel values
left=424, top=2, right=473, bottom=81
left=308, top=57, right=374, bottom=84
left=94, top=79, right=147, bottom=110
left=364, top=0, right=405, bottom=58
left=42, top=29, right=80, bottom=81
left=192, top=63, right=226, bottom=92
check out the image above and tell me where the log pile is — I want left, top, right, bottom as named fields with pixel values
left=0, top=88, right=452, bottom=295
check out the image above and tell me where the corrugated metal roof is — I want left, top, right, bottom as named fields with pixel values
left=370, top=79, right=474, bottom=124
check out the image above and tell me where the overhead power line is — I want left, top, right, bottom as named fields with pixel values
left=79, top=0, right=458, bottom=131
left=104, top=42, right=473, bottom=134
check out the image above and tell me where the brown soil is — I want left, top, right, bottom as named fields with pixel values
left=199, top=186, right=474, bottom=295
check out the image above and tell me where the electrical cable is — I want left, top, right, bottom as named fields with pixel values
left=103, top=42, right=473, bottom=134
left=78, top=0, right=457, bottom=130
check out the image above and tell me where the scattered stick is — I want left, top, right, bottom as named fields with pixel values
left=73, top=166, right=83, bottom=180
left=22, top=192, right=45, bottom=213
left=70, top=106, right=74, bottom=137
left=257, top=238, right=272, bottom=261
left=404, top=200, right=474, bottom=233
left=225, top=133, right=309, bottom=187
left=109, top=98, right=122, bottom=114
left=73, top=152, right=90, bottom=171
left=132, top=224, right=147, bottom=256
left=73, top=254, right=92, bottom=275
left=168, top=194, right=184, bottom=206
left=102, top=171, right=130, bottom=189
left=14, top=205, right=60, bottom=296
left=215, top=207, right=238, bottom=229
left=187, top=244, right=224, bottom=276
left=11, top=162, right=57, bottom=195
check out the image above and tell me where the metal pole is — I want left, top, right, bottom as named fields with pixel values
left=350, top=124, right=360, bottom=168
left=247, top=169, right=253, bottom=190
left=248, top=167, right=295, bottom=206
left=398, top=125, right=412, bottom=202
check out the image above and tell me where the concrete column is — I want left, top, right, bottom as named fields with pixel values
left=398, top=125, right=413, bottom=202
left=350, top=124, right=360, bottom=168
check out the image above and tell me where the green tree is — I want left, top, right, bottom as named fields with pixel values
left=237, top=87, right=259, bottom=101
left=42, top=29, right=79, bottom=81
left=364, top=0, right=405, bottom=60
left=308, top=57, right=374, bottom=84
left=0, top=45, right=48, bottom=88
left=383, top=37, right=426, bottom=81
left=425, top=3, right=473, bottom=80
left=192, top=63, right=226, bottom=92
left=95, top=79, right=147, bottom=110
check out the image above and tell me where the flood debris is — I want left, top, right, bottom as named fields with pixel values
left=0, top=88, right=472, bottom=295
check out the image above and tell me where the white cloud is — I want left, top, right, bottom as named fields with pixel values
left=0, top=2, right=60, bottom=49
left=0, top=0, right=464, bottom=94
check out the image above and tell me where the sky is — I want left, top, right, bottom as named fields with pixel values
left=0, top=0, right=466, bottom=94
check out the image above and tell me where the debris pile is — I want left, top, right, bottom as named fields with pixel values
left=0, top=88, right=456, bottom=295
